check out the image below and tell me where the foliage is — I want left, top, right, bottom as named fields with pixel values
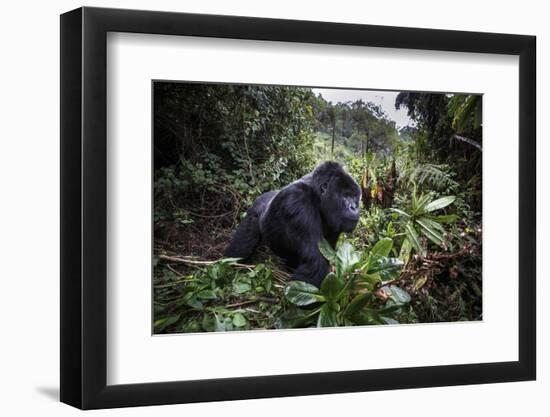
left=395, top=92, right=482, bottom=212
left=391, top=190, right=457, bottom=259
left=360, top=153, right=397, bottom=210
left=154, top=258, right=287, bottom=333
left=399, top=163, right=459, bottom=195
left=278, top=238, right=410, bottom=328
left=447, top=94, right=482, bottom=132
left=313, top=97, right=401, bottom=161
left=154, top=83, right=318, bottom=231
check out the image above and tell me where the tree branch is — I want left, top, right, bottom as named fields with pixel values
left=453, top=134, right=482, bottom=151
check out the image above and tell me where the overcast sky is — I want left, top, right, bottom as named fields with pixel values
left=312, top=88, right=414, bottom=129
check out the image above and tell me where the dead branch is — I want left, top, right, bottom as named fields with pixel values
left=158, top=254, right=255, bottom=269
left=226, top=297, right=278, bottom=308
left=165, top=264, right=186, bottom=277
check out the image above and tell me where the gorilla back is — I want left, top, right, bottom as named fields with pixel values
left=224, top=161, right=361, bottom=288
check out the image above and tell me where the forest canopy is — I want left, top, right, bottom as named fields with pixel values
left=153, top=82, right=482, bottom=333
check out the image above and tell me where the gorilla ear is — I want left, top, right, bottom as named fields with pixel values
left=320, top=182, right=328, bottom=195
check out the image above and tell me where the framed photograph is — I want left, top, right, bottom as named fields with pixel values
left=60, top=6, right=536, bottom=409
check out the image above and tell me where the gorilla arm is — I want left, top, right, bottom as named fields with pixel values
left=261, top=182, right=330, bottom=288
left=223, top=191, right=277, bottom=259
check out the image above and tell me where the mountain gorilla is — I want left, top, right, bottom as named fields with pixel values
left=224, top=161, right=361, bottom=288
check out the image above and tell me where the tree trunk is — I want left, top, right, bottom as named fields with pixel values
left=331, top=118, right=336, bottom=155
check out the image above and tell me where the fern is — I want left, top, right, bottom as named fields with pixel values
left=400, top=163, right=459, bottom=193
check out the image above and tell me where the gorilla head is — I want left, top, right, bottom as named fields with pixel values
left=224, top=161, right=361, bottom=287
left=313, top=162, right=361, bottom=234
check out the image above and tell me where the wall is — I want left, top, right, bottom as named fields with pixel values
left=0, top=0, right=545, bottom=415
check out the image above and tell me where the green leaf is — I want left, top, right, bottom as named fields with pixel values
left=387, top=286, right=411, bottom=304
left=416, top=218, right=444, bottom=245
left=196, top=289, right=218, bottom=300
left=284, top=281, right=325, bottom=306
left=378, top=304, right=402, bottom=315
left=390, top=208, right=411, bottom=219
left=424, top=196, right=456, bottom=212
left=418, top=227, right=443, bottom=246
left=207, top=264, right=222, bottom=280
left=413, top=193, right=432, bottom=215
left=399, top=238, right=412, bottom=263
left=214, top=314, right=226, bottom=332
left=233, top=281, right=251, bottom=294
left=320, top=272, right=345, bottom=301
left=154, top=314, right=181, bottom=332
left=232, top=313, right=247, bottom=327
left=201, top=315, right=215, bottom=332
left=317, top=304, right=338, bottom=327
left=405, top=222, right=423, bottom=254
left=419, top=216, right=445, bottom=233
left=337, top=242, right=361, bottom=272
left=371, top=238, right=393, bottom=257
left=368, top=256, right=403, bottom=273
left=352, top=308, right=382, bottom=325
left=380, top=316, right=399, bottom=325
left=358, top=272, right=382, bottom=288
left=431, top=214, right=458, bottom=223
left=185, top=297, right=203, bottom=309
left=366, top=255, right=403, bottom=282
left=276, top=307, right=315, bottom=329
left=344, top=293, right=371, bottom=318
left=318, top=239, right=337, bottom=263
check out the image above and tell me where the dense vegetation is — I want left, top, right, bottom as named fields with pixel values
left=153, top=82, right=482, bottom=333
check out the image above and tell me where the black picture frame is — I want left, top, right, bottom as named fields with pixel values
left=60, top=6, right=536, bottom=410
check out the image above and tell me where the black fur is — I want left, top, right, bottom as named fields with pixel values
left=224, top=162, right=361, bottom=288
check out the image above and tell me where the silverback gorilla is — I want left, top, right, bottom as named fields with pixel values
left=224, top=161, right=361, bottom=288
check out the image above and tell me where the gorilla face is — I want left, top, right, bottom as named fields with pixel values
left=340, top=191, right=361, bottom=232
left=319, top=166, right=361, bottom=234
